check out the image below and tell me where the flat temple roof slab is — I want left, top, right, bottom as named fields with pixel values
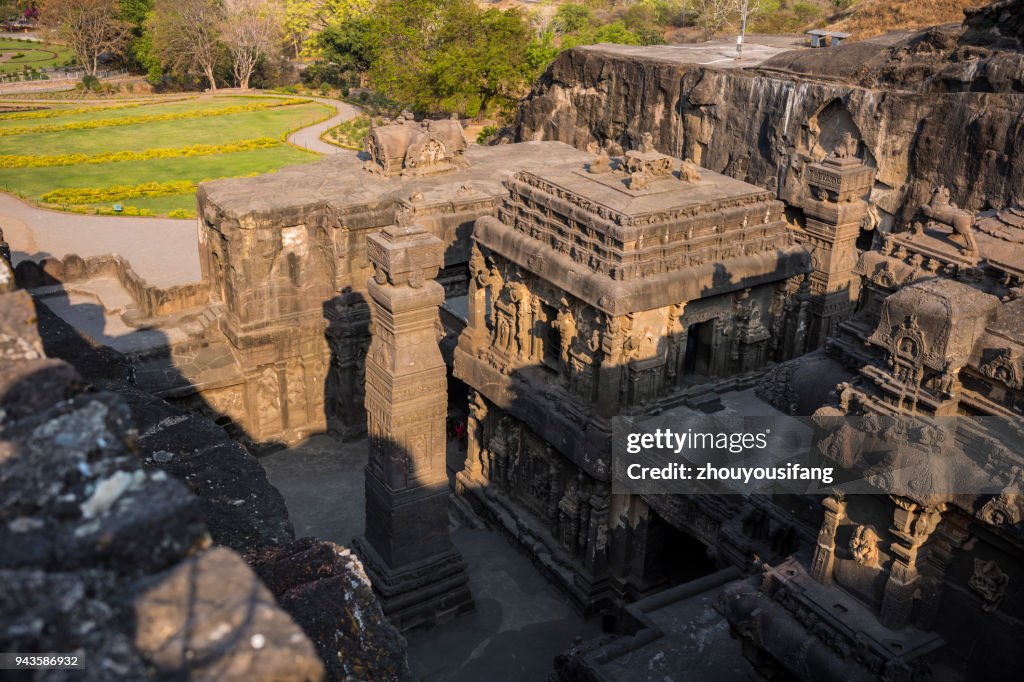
left=198, top=142, right=593, bottom=223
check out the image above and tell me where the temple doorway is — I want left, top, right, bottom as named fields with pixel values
left=684, top=320, right=714, bottom=377
left=661, top=522, right=717, bottom=586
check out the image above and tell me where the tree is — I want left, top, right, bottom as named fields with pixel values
left=318, top=15, right=377, bottom=78
left=221, top=0, right=283, bottom=90
left=283, top=0, right=373, bottom=56
left=147, top=0, right=225, bottom=90
left=38, top=0, right=132, bottom=75
left=368, top=0, right=536, bottom=118
left=690, top=0, right=764, bottom=40
left=552, top=3, right=594, bottom=35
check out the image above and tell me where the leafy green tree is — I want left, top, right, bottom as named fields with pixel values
left=283, top=0, right=372, bottom=56
left=147, top=0, right=225, bottom=90
left=426, top=5, right=534, bottom=116
left=552, top=3, right=594, bottom=34
left=318, top=15, right=378, bottom=79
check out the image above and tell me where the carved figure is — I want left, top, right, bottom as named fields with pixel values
left=679, top=160, right=702, bottom=183
left=920, top=186, right=978, bottom=254
left=937, top=361, right=962, bottom=396
left=551, top=305, right=577, bottom=364
left=830, top=131, right=859, bottom=159
left=969, top=558, right=1009, bottom=612
left=849, top=525, right=880, bottom=568
left=639, top=132, right=655, bottom=154
left=629, top=168, right=649, bottom=191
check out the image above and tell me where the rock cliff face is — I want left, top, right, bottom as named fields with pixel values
left=516, top=2, right=1024, bottom=229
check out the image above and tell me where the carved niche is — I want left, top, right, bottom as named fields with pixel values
left=893, top=315, right=927, bottom=363
left=968, top=558, right=1009, bottom=612
left=980, top=349, right=1022, bottom=390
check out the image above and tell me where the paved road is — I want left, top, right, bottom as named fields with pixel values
left=0, top=194, right=201, bottom=288
left=286, top=97, right=362, bottom=155
left=0, top=95, right=361, bottom=287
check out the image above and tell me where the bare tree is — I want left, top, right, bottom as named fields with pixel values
left=221, top=0, right=283, bottom=90
left=690, top=0, right=763, bottom=41
left=148, top=0, right=226, bottom=91
left=39, top=0, right=132, bottom=75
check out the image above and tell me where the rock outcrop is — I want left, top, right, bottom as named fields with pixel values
left=516, top=2, right=1024, bottom=230
left=0, top=288, right=411, bottom=680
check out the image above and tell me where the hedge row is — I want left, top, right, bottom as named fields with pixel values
left=0, top=98, right=309, bottom=137
left=41, top=180, right=198, bottom=204
left=0, top=137, right=281, bottom=168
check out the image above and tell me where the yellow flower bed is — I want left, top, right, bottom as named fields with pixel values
left=0, top=101, right=152, bottom=121
left=41, top=180, right=198, bottom=205
left=40, top=172, right=264, bottom=207
left=0, top=137, right=280, bottom=168
left=0, top=98, right=309, bottom=137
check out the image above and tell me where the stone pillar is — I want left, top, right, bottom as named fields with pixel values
left=352, top=225, right=473, bottom=632
left=798, top=154, right=875, bottom=348
left=596, top=316, right=626, bottom=418
left=880, top=501, right=942, bottom=629
left=461, top=390, right=486, bottom=484
left=809, top=493, right=846, bottom=585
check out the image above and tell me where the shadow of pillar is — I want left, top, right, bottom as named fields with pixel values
left=351, top=224, right=474, bottom=632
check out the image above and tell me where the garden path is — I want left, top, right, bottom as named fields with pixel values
left=1, top=95, right=363, bottom=288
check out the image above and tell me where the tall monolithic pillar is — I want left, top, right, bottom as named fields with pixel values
left=799, top=147, right=875, bottom=348
left=353, top=225, right=473, bottom=631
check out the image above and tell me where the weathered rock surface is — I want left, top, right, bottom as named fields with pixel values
left=250, top=538, right=413, bottom=681
left=516, top=3, right=1024, bottom=228
left=0, top=290, right=406, bottom=680
left=132, top=547, right=325, bottom=682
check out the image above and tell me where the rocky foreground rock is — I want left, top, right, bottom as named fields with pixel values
left=0, top=283, right=411, bottom=680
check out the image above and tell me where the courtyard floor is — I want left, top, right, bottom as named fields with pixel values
left=260, top=434, right=601, bottom=681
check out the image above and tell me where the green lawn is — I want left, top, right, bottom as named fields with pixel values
left=0, top=38, right=75, bottom=74
left=0, top=95, right=332, bottom=217
left=0, top=101, right=328, bottom=154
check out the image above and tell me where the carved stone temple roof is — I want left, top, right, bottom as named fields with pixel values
left=499, top=157, right=793, bottom=279
left=867, top=278, right=1000, bottom=370
left=476, top=154, right=809, bottom=315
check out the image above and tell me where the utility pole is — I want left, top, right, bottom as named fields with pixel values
left=736, top=0, right=750, bottom=59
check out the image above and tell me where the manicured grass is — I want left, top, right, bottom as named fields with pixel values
left=0, top=94, right=332, bottom=217
left=0, top=39, right=75, bottom=74
left=0, top=102, right=329, bottom=154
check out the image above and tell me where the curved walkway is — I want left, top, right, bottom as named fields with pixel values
left=1, top=95, right=361, bottom=287
left=286, top=97, right=361, bottom=154
left=0, top=194, right=200, bottom=288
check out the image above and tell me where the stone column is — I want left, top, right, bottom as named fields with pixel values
left=798, top=154, right=875, bottom=348
left=352, top=225, right=473, bottom=632
left=596, top=316, right=625, bottom=418
left=880, top=501, right=942, bottom=629
left=809, top=493, right=846, bottom=585
left=458, top=389, right=486, bottom=487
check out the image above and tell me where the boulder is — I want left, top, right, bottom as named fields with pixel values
left=132, top=547, right=325, bottom=682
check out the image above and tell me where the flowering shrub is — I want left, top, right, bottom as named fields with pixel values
left=41, top=180, right=198, bottom=205
left=0, top=101, right=154, bottom=121
left=0, top=137, right=281, bottom=168
left=0, top=99, right=309, bottom=138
